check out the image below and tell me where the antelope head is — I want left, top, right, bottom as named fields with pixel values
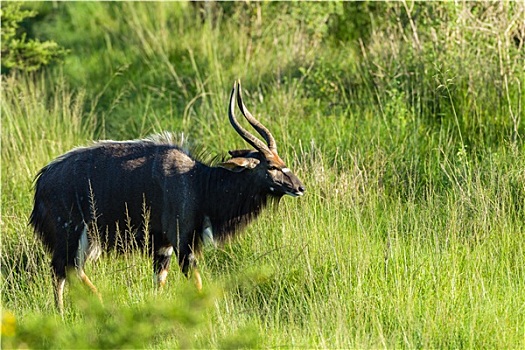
left=220, top=81, right=305, bottom=198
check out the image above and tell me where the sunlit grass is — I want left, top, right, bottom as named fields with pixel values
left=2, top=2, right=524, bottom=348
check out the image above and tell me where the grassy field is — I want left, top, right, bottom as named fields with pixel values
left=2, top=2, right=524, bottom=348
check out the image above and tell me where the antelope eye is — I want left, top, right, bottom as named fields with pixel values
left=268, top=166, right=278, bottom=171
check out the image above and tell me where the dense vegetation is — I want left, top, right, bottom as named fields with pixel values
left=2, top=2, right=524, bottom=348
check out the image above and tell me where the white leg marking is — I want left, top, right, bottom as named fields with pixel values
left=155, top=246, right=173, bottom=286
left=156, top=270, right=168, bottom=286
left=158, top=246, right=174, bottom=257
left=56, top=278, right=66, bottom=312
left=75, top=226, right=89, bottom=269
left=76, top=226, right=102, bottom=268
left=202, top=216, right=216, bottom=247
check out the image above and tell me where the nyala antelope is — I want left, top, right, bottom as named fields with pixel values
left=30, top=81, right=305, bottom=312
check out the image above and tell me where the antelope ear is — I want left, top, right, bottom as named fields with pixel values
left=219, top=157, right=260, bottom=172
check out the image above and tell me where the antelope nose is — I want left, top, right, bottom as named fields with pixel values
left=298, top=185, right=306, bottom=193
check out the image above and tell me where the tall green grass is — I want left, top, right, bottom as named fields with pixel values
left=2, top=2, right=524, bottom=348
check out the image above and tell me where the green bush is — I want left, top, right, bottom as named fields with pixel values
left=2, top=285, right=211, bottom=349
left=1, top=3, right=68, bottom=73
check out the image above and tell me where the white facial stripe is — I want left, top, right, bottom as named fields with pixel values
left=282, top=168, right=291, bottom=173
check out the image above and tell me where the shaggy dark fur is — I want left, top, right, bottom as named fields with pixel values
left=30, top=82, right=305, bottom=311
left=30, top=137, right=303, bottom=283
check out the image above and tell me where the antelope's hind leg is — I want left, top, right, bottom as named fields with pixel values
left=50, top=223, right=87, bottom=312
left=50, top=253, right=67, bottom=314
left=75, top=226, right=102, bottom=303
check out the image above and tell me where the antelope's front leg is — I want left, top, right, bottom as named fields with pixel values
left=191, top=256, right=202, bottom=291
left=154, top=246, right=173, bottom=287
left=179, top=245, right=202, bottom=291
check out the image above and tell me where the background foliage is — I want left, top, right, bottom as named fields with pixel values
left=2, top=2, right=524, bottom=348
left=1, top=3, right=68, bottom=73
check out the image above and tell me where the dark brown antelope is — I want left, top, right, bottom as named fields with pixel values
left=30, top=81, right=305, bottom=312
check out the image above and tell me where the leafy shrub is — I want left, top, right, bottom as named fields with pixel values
left=1, top=3, right=68, bottom=73
left=1, top=284, right=206, bottom=349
